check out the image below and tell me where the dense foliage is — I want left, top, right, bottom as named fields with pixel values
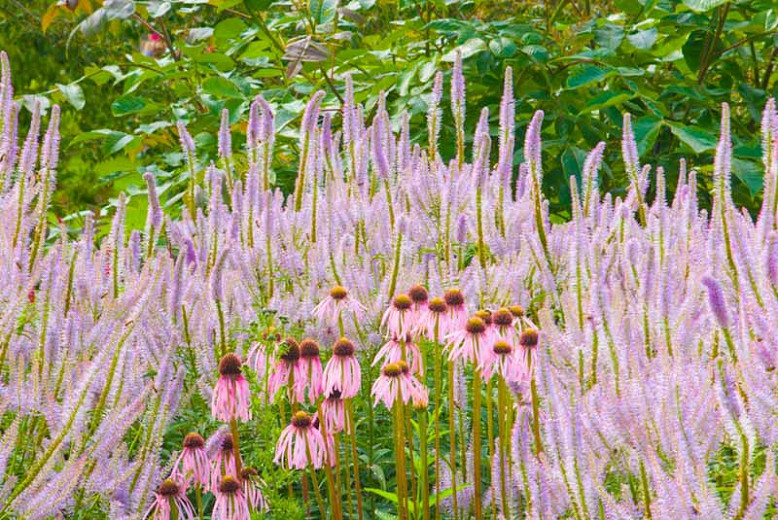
left=2, top=0, right=778, bottom=229
left=2, top=38, right=778, bottom=520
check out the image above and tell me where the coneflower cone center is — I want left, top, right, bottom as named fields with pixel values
left=159, top=479, right=180, bottom=496
left=333, top=338, right=355, bottom=357
left=330, top=285, right=348, bottom=300
left=219, top=354, right=242, bottom=376
left=465, top=317, right=487, bottom=334
left=444, top=289, right=465, bottom=307
left=300, top=339, right=320, bottom=358
left=218, top=476, right=241, bottom=494
left=292, top=411, right=312, bottom=428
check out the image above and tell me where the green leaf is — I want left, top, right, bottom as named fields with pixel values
left=442, top=38, right=487, bottom=61
left=682, top=0, right=730, bottom=13
left=668, top=123, right=717, bottom=153
left=111, top=95, right=146, bottom=116
left=594, top=24, right=624, bottom=51
left=582, top=91, right=633, bottom=113
left=202, top=77, right=243, bottom=98
left=627, top=28, right=657, bottom=50
left=57, top=82, right=85, bottom=110
left=732, top=158, right=763, bottom=195
left=566, top=65, right=614, bottom=89
left=633, top=117, right=663, bottom=155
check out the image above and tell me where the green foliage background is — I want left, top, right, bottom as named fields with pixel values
left=2, top=0, right=778, bottom=232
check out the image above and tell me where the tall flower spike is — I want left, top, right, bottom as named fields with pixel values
left=498, top=66, right=515, bottom=185
left=218, top=108, right=231, bottom=159
left=701, top=276, right=730, bottom=329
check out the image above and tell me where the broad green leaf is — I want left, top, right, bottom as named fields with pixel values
left=627, top=28, right=658, bottom=50
left=202, top=77, right=243, bottom=98
left=213, top=17, right=247, bottom=40
left=633, top=117, right=663, bottom=155
left=732, top=158, right=763, bottom=195
left=668, top=123, right=717, bottom=153
left=442, top=38, right=487, bottom=61
left=682, top=0, right=730, bottom=13
left=566, top=64, right=615, bottom=89
left=594, top=24, right=624, bottom=51
left=57, top=83, right=86, bottom=110
left=582, top=91, right=633, bottom=113
left=111, top=95, right=147, bottom=116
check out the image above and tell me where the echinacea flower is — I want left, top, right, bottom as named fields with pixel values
left=321, top=390, right=347, bottom=434
left=172, top=432, right=209, bottom=490
left=371, top=361, right=425, bottom=409
left=444, top=288, right=468, bottom=332
left=407, top=284, right=429, bottom=321
left=240, top=467, right=269, bottom=513
left=381, top=294, right=415, bottom=338
left=481, top=340, right=520, bottom=381
left=211, top=354, right=251, bottom=423
left=492, top=308, right=519, bottom=344
left=299, top=338, right=323, bottom=402
left=313, top=285, right=366, bottom=325
left=322, top=337, right=361, bottom=399
left=416, top=297, right=448, bottom=339
left=213, top=476, right=251, bottom=520
left=446, top=317, right=491, bottom=366
left=268, top=338, right=305, bottom=401
left=146, top=478, right=196, bottom=520
left=274, top=411, right=326, bottom=469
left=373, top=334, right=423, bottom=375
left=246, top=341, right=269, bottom=379
left=210, top=433, right=237, bottom=492
left=518, top=329, right=540, bottom=377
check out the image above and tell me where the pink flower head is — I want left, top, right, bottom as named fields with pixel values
left=322, top=338, right=362, bottom=399
left=373, top=334, right=423, bottom=375
left=313, top=285, right=366, bottom=325
left=407, top=284, right=429, bottom=322
left=274, top=411, right=327, bottom=469
left=172, top=432, right=209, bottom=490
left=321, top=390, right=347, bottom=434
left=299, top=338, right=324, bottom=402
left=416, top=297, right=448, bottom=340
left=371, top=361, right=425, bottom=409
left=213, top=476, right=251, bottom=520
left=209, top=433, right=237, bottom=492
left=446, top=317, right=491, bottom=366
left=518, top=329, right=540, bottom=378
left=146, top=478, right=196, bottom=520
left=268, top=338, right=306, bottom=401
left=381, top=294, right=416, bottom=338
left=492, top=308, right=520, bottom=344
left=444, top=288, right=469, bottom=333
left=240, top=468, right=269, bottom=513
left=246, top=341, right=269, bottom=380
left=211, top=354, right=251, bottom=423
left=481, top=340, right=521, bottom=381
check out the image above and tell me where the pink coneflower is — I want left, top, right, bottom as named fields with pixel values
left=146, top=478, right=196, bottom=520
left=373, top=334, right=423, bottom=375
left=518, top=329, right=540, bottom=377
left=416, top=297, right=448, bottom=339
left=321, top=390, right=347, bottom=434
left=213, top=476, right=251, bottom=520
left=313, top=285, right=366, bottom=324
left=268, top=338, right=305, bottom=401
left=371, top=361, right=425, bottom=409
left=322, top=337, right=362, bottom=399
left=446, top=317, right=491, bottom=366
left=299, top=338, right=323, bottom=402
left=381, top=294, right=415, bottom=338
left=444, top=288, right=469, bottom=332
left=408, top=284, right=429, bottom=322
left=313, top=415, right=338, bottom=467
left=172, top=432, right=209, bottom=490
left=210, top=433, right=237, bottom=492
left=481, top=340, right=520, bottom=381
left=240, top=467, right=269, bottom=513
left=211, top=354, right=251, bottom=423
left=246, top=341, right=269, bottom=379
left=274, top=411, right=326, bottom=469
left=492, top=308, right=519, bottom=344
